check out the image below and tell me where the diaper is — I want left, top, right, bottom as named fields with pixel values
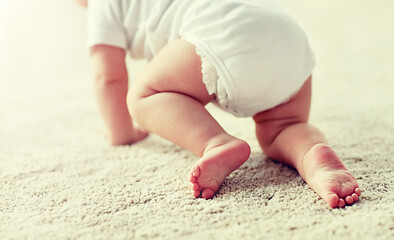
left=181, top=0, right=315, bottom=117
left=195, top=48, right=229, bottom=113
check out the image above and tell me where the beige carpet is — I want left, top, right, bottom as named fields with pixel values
left=1, top=0, right=393, bottom=239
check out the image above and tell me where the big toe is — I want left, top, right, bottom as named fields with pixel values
left=324, top=192, right=340, bottom=208
left=201, top=188, right=215, bottom=199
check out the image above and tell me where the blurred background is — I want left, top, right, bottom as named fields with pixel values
left=0, top=0, right=88, bottom=81
left=0, top=0, right=90, bottom=129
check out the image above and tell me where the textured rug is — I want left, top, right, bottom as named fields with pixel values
left=1, top=0, right=393, bottom=239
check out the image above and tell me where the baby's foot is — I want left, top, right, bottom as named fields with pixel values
left=188, top=139, right=250, bottom=199
left=302, top=143, right=361, bottom=208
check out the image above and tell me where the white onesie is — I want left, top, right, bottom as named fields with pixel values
left=88, top=0, right=315, bottom=117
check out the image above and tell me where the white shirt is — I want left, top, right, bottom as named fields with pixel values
left=88, top=0, right=192, bottom=59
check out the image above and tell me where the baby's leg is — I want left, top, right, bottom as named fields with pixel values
left=254, top=77, right=361, bottom=208
left=128, top=39, right=250, bottom=199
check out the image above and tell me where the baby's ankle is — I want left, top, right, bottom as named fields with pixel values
left=203, top=134, right=249, bottom=157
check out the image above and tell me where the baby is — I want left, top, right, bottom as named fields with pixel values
left=75, top=0, right=361, bottom=208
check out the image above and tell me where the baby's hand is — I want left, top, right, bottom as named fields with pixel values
left=74, top=0, right=87, bottom=8
left=104, top=126, right=149, bottom=146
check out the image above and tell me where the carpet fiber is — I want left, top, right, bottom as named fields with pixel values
left=1, top=1, right=393, bottom=239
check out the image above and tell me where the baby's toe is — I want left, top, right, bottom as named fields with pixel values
left=338, top=199, right=346, bottom=208
left=345, top=195, right=354, bottom=205
left=325, top=193, right=339, bottom=208
left=192, top=190, right=200, bottom=198
left=189, top=174, right=197, bottom=183
left=355, top=188, right=362, bottom=196
left=192, top=183, right=200, bottom=191
left=190, top=165, right=201, bottom=178
left=351, top=193, right=359, bottom=202
left=201, top=188, right=215, bottom=199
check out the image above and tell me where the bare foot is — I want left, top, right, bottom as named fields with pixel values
left=302, top=143, right=361, bottom=208
left=188, top=139, right=251, bottom=199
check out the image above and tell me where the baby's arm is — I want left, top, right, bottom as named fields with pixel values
left=91, top=45, right=147, bottom=145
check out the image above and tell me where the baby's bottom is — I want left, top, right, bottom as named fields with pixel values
left=128, top=39, right=361, bottom=208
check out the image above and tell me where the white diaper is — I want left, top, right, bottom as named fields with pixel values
left=195, top=48, right=230, bottom=113
left=181, top=0, right=315, bottom=117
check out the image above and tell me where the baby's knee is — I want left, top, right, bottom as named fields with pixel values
left=126, top=89, right=137, bottom=116
left=253, top=80, right=311, bottom=150
left=127, top=83, right=155, bottom=118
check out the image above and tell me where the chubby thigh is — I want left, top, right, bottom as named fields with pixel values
left=129, top=39, right=214, bottom=108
